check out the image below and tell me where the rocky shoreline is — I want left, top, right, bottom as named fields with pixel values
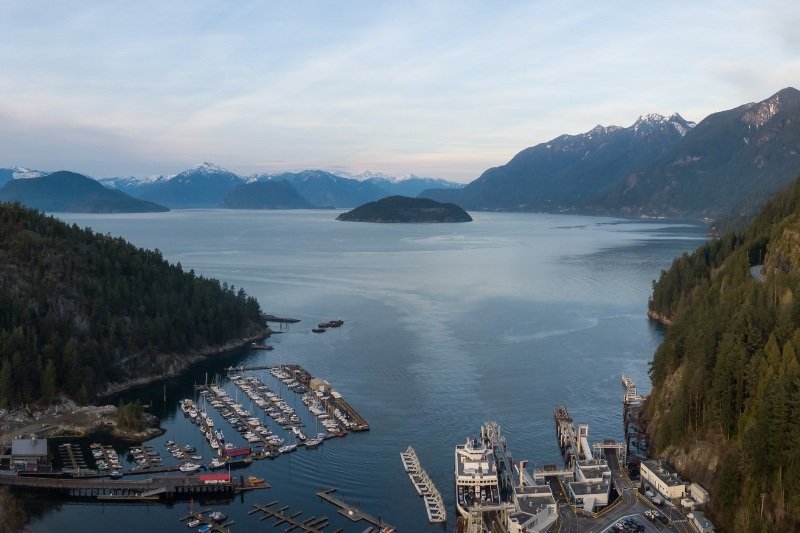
left=96, top=329, right=267, bottom=399
left=646, top=308, right=672, bottom=326
left=0, top=401, right=164, bottom=444
left=0, top=329, right=266, bottom=445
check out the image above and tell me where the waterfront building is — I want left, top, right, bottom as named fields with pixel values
left=8, top=437, right=50, bottom=472
left=507, top=468, right=557, bottom=533
left=567, top=458, right=612, bottom=511
left=641, top=460, right=686, bottom=500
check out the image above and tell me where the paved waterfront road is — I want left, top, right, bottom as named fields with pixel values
left=550, top=450, right=693, bottom=533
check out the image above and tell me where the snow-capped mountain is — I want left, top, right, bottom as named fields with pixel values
left=423, top=87, right=800, bottom=219
left=97, top=174, right=171, bottom=195
left=632, top=112, right=696, bottom=137
left=0, top=166, right=48, bottom=186
left=332, top=170, right=465, bottom=196
left=136, top=162, right=244, bottom=208
left=422, top=108, right=698, bottom=211
left=251, top=170, right=387, bottom=208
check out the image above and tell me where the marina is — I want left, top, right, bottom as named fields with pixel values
left=223, top=364, right=370, bottom=432
left=399, top=446, right=445, bottom=523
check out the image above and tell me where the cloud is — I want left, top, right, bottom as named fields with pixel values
left=0, top=1, right=797, bottom=180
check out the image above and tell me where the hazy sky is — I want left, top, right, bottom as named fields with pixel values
left=0, top=1, right=798, bottom=182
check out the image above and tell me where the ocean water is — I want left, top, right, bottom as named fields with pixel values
left=24, top=210, right=707, bottom=532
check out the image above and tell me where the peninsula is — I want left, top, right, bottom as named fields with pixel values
left=336, top=195, right=472, bottom=223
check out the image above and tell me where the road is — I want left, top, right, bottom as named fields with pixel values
left=548, top=451, right=693, bottom=533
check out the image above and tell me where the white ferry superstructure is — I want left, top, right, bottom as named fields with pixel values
left=454, top=435, right=500, bottom=518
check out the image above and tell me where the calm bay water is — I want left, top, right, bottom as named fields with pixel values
left=26, top=210, right=707, bottom=532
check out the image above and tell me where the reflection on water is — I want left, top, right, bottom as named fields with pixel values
left=28, top=210, right=707, bottom=532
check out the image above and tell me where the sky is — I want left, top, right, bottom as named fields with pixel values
left=0, top=1, right=798, bottom=182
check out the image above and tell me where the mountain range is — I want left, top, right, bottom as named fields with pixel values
left=98, top=164, right=464, bottom=210
left=0, top=163, right=464, bottom=213
left=422, top=87, right=800, bottom=221
left=0, top=171, right=167, bottom=213
left=4, top=87, right=800, bottom=219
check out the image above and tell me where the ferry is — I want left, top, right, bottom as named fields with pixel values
left=454, top=431, right=500, bottom=518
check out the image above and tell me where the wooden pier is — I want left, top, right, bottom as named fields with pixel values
left=316, top=488, right=395, bottom=531
left=58, top=443, right=88, bottom=473
left=622, top=374, right=649, bottom=465
left=262, top=314, right=300, bottom=323
left=0, top=472, right=235, bottom=501
left=400, top=447, right=446, bottom=523
left=249, top=501, right=329, bottom=532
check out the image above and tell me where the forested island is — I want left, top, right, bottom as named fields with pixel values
left=647, top=175, right=800, bottom=531
left=336, top=195, right=472, bottom=223
left=0, top=203, right=266, bottom=408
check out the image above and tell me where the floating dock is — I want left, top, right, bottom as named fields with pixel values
left=400, top=446, right=446, bottom=523
left=317, top=488, right=395, bottom=531
left=179, top=507, right=235, bottom=533
left=58, top=443, right=88, bottom=473
left=249, top=501, right=328, bottom=532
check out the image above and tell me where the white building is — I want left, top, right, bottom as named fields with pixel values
left=567, top=459, right=612, bottom=512
left=641, top=460, right=686, bottom=500
left=507, top=484, right=558, bottom=533
left=689, top=482, right=710, bottom=505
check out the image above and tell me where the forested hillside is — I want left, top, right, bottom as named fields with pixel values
left=646, top=176, right=800, bottom=531
left=0, top=203, right=265, bottom=407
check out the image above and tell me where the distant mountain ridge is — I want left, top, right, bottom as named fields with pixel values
left=92, top=166, right=464, bottom=209
left=0, top=171, right=168, bottom=213
left=222, top=180, right=316, bottom=209
left=421, top=112, right=696, bottom=211
left=250, top=170, right=387, bottom=208
left=422, top=87, right=800, bottom=222
left=135, top=162, right=243, bottom=209
left=0, top=166, right=46, bottom=187
left=602, top=87, right=800, bottom=219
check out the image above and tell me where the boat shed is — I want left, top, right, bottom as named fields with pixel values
left=10, top=437, right=50, bottom=472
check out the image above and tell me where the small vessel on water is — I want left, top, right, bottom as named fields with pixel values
left=317, top=319, right=344, bottom=329
left=208, top=457, right=226, bottom=470
left=304, top=437, right=323, bottom=448
left=312, top=328, right=326, bottom=333
left=179, top=462, right=202, bottom=473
